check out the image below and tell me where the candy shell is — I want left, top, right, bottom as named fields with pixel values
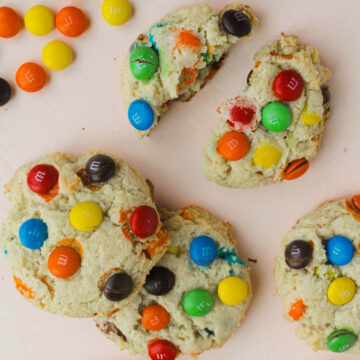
left=69, top=201, right=103, bottom=232
left=104, top=272, right=133, bottom=301
left=56, top=6, right=87, bottom=37
left=0, top=7, right=21, bottom=38
left=25, top=5, right=54, bottom=36
left=218, top=277, right=248, bottom=306
left=273, top=70, right=304, bottom=101
left=221, top=10, right=252, bottom=37
left=283, top=158, right=310, bottom=180
left=327, top=277, right=356, bottom=305
left=327, top=329, right=356, bottom=353
left=128, top=99, right=154, bottom=131
left=326, top=236, right=354, bottom=266
left=262, top=102, right=291, bottom=132
left=48, top=246, right=80, bottom=279
left=144, top=266, right=175, bottom=296
left=148, top=339, right=177, bottom=360
left=351, top=195, right=360, bottom=214
left=42, top=40, right=73, bottom=71
left=130, top=46, right=159, bottom=80
left=253, top=143, right=282, bottom=169
left=130, top=205, right=158, bottom=238
left=285, top=240, right=312, bottom=269
left=141, top=304, right=170, bottom=331
left=0, top=78, right=11, bottom=106
left=300, top=108, right=321, bottom=125
left=217, top=131, right=249, bottom=161
left=27, top=164, right=58, bottom=194
left=183, top=288, right=214, bottom=316
left=189, top=235, right=217, bottom=266
left=101, top=0, right=132, bottom=26
left=16, top=63, right=47, bottom=93
left=19, top=219, right=48, bottom=250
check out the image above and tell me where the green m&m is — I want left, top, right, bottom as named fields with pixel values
left=129, top=46, right=159, bottom=80
left=183, top=288, right=214, bottom=316
left=262, top=102, right=291, bottom=132
left=327, top=329, right=356, bottom=353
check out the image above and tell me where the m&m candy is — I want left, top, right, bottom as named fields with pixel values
left=285, top=240, right=313, bottom=269
left=327, top=277, right=356, bottom=305
left=148, top=339, right=177, bottom=360
left=300, top=108, right=321, bottom=126
left=69, top=201, right=103, bottom=232
left=130, top=205, right=158, bottom=238
left=19, top=219, right=48, bottom=250
left=351, top=195, right=360, bottom=214
left=141, top=304, right=170, bottom=331
left=0, top=7, right=21, bottom=38
left=217, top=277, right=248, bottom=306
left=25, top=5, right=54, bottom=36
left=144, top=266, right=175, bottom=296
left=16, top=63, right=47, bottom=93
left=27, top=164, right=58, bottom=195
left=217, top=131, right=249, bottom=161
left=42, top=40, right=73, bottom=71
left=56, top=7, right=87, bottom=37
left=103, top=272, right=133, bottom=301
left=327, top=329, right=356, bottom=353
left=48, top=246, right=80, bottom=279
left=128, top=100, right=154, bottom=131
left=283, top=158, right=309, bottom=180
left=253, top=143, right=282, bottom=169
left=326, top=236, right=354, bottom=266
left=85, top=154, right=115, bottom=183
left=221, top=10, right=252, bottom=37
left=273, top=70, right=304, bottom=101
left=183, top=288, right=214, bottom=316
left=130, top=46, right=159, bottom=80
left=189, top=236, right=217, bottom=266
left=101, top=0, right=132, bottom=26
left=228, top=105, right=255, bottom=128
left=262, top=102, right=292, bottom=132
left=0, top=78, right=11, bottom=106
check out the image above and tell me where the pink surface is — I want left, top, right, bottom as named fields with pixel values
left=1, top=0, right=360, bottom=359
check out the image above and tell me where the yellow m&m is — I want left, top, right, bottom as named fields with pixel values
left=217, top=277, right=248, bottom=306
left=69, top=201, right=103, bottom=232
left=327, top=277, right=356, bottom=305
left=101, top=0, right=132, bottom=26
left=42, top=41, right=73, bottom=71
left=301, top=108, right=321, bottom=126
left=25, top=5, right=54, bottom=36
left=253, top=143, right=282, bottom=169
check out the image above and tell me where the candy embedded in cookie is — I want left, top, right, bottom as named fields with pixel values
left=96, top=206, right=252, bottom=358
left=0, top=151, right=169, bottom=317
left=203, top=35, right=332, bottom=188
left=275, top=197, right=360, bottom=354
left=122, top=3, right=258, bottom=139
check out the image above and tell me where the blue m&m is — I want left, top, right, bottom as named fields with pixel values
left=326, top=236, right=354, bottom=266
left=19, top=219, right=48, bottom=250
left=190, top=236, right=218, bottom=266
left=128, top=100, right=154, bottom=131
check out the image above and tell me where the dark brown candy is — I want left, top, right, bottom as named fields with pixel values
left=85, top=154, right=115, bottom=183
left=144, top=266, right=175, bottom=296
left=221, top=10, right=252, bottom=37
left=247, top=69, right=253, bottom=86
left=104, top=272, right=133, bottom=301
left=0, top=78, right=11, bottom=106
left=285, top=240, right=313, bottom=269
left=321, top=86, right=330, bottom=106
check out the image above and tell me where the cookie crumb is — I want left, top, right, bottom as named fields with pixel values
left=248, top=258, right=257, bottom=263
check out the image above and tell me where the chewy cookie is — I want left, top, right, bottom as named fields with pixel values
left=123, top=3, right=258, bottom=138
left=0, top=151, right=169, bottom=317
left=96, top=206, right=252, bottom=359
left=203, top=35, right=331, bottom=187
left=275, top=196, right=360, bottom=354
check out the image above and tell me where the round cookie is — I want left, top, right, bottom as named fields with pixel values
left=275, top=196, right=360, bottom=354
left=123, top=3, right=258, bottom=139
left=96, top=206, right=252, bottom=359
left=203, top=34, right=332, bottom=188
left=0, top=151, right=170, bottom=317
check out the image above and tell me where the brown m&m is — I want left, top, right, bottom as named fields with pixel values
left=85, top=154, right=115, bottom=183
left=104, top=272, right=133, bottom=301
left=285, top=240, right=313, bottom=269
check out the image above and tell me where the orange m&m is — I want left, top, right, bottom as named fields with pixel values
left=283, top=158, right=310, bottom=180
left=0, top=7, right=21, bottom=38
left=16, top=63, right=47, bottom=92
left=217, top=131, right=250, bottom=161
left=56, top=7, right=87, bottom=37
left=141, top=304, right=170, bottom=331
left=48, top=246, right=80, bottom=279
left=351, top=195, right=360, bottom=214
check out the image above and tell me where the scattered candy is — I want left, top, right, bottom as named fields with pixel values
left=144, top=266, right=175, bottom=296
left=16, top=62, right=47, bottom=93
left=351, top=195, right=360, bottom=214
left=288, top=299, right=306, bottom=320
left=327, top=329, right=356, bottom=353
left=19, top=219, right=48, bottom=250
left=217, top=131, right=249, bottom=161
left=326, top=236, right=354, bottom=266
left=300, top=108, right=321, bottom=126
left=128, top=99, right=154, bottom=131
left=229, top=106, right=255, bottom=127
left=27, top=164, right=58, bottom=195
left=327, top=277, right=355, bottom=305
left=69, top=201, right=103, bottom=232
left=148, top=339, right=177, bottom=360
left=283, top=158, right=309, bottom=180
left=273, top=70, right=304, bottom=101
left=130, top=46, right=159, bottom=80
left=104, top=272, right=133, bottom=301
left=0, top=78, right=11, bottom=106
left=42, top=40, right=73, bottom=71
left=56, top=6, right=87, bottom=37
left=189, top=235, right=218, bottom=266
left=183, top=288, right=214, bottom=316
left=285, top=240, right=313, bottom=269
left=253, top=143, right=281, bottom=169
left=217, top=276, right=248, bottom=306
left=101, top=0, right=132, bottom=26
left=25, top=5, right=54, bottom=36
left=48, top=246, right=80, bottom=278
left=262, top=102, right=291, bottom=132
left=130, top=205, right=158, bottom=238
left=85, top=154, right=115, bottom=183
left=221, top=10, right=252, bottom=37
left=0, top=7, right=21, bottom=38
left=141, top=304, right=170, bottom=331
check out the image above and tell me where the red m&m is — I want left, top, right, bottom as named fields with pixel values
left=148, top=339, right=177, bottom=360
left=273, top=70, right=304, bottom=101
left=27, top=164, right=59, bottom=195
left=130, top=205, right=159, bottom=238
left=229, top=106, right=255, bottom=127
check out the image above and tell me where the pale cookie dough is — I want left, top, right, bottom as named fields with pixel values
left=275, top=197, right=360, bottom=354
left=96, top=206, right=252, bottom=358
left=123, top=3, right=258, bottom=139
left=0, top=151, right=169, bottom=317
left=203, top=34, right=331, bottom=188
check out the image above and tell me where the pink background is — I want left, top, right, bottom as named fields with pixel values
left=1, top=0, right=360, bottom=359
